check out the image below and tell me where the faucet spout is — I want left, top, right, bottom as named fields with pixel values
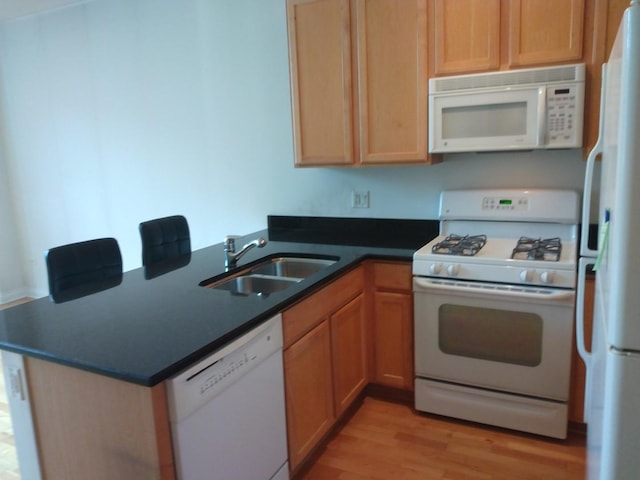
left=224, top=236, right=267, bottom=270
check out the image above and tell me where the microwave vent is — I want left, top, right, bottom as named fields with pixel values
left=430, top=64, right=585, bottom=93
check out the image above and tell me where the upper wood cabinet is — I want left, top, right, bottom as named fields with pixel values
left=507, top=0, right=585, bottom=67
left=354, top=0, right=428, bottom=165
left=286, top=0, right=353, bottom=166
left=432, top=0, right=501, bottom=75
left=431, top=0, right=587, bottom=76
left=286, top=0, right=432, bottom=166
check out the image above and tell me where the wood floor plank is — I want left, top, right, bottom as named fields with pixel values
left=302, top=397, right=586, bottom=480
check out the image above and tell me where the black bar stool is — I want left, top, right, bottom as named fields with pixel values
left=45, top=238, right=123, bottom=303
left=138, top=215, right=191, bottom=278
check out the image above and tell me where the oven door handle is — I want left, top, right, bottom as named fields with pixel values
left=413, top=277, right=575, bottom=303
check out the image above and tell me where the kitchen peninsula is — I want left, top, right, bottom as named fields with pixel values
left=0, top=216, right=437, bottom=480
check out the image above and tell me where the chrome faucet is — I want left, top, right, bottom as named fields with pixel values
left=224, top=235, right=267, bottom=270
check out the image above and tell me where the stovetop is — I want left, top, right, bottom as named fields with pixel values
left=416, top=234, right=576, bottom=267
left=413, top=234, right=577, bottom=288
left=430, top=234, right=565, bottom=262
left=412, top=189, right=580, bottom=289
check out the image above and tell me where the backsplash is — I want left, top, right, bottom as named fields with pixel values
left=268, top=216, right=439, bottom=250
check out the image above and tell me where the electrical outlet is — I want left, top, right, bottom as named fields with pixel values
left=351, top=190, right=370, bottom=208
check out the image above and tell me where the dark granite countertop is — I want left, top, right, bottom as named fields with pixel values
left=0, top=216, right=437, bottom=387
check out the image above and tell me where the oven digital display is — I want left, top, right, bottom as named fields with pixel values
left=499, top=199, right=512, bottom=205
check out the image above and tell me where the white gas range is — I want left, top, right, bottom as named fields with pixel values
left=413, top=189, right=579, bottom=288
left=413, top=189, right=580, bottom=439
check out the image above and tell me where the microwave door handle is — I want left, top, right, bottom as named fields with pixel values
left=536, top=87, right=547, bottom=147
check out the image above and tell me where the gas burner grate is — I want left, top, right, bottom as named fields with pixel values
left=511, top=237, right=562, bottom=261
left=432, top=234, right=487, bottom=256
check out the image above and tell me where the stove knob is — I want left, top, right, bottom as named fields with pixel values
left=520, top=270, right=532, bottom=282
left=447, top=264, right=459, bottom=277
left=540, top=271, right=555, bottom=284
left=429, top=263, right=442, bottom=275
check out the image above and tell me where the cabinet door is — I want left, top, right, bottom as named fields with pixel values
left=284, top=320, right=335, bottom=470
left=373, top=291, right=414, bottom=390
left=330, top=294, right=367, bottom=416
left=432, top=0, right=500, bottom=75
left=286, top=0, right=354, bottom=166
left=355, top=0, right=428, bottom=164
left=507, top=0, right=585, bottom=67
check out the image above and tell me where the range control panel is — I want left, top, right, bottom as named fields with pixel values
left=439, top=189, right=580, bottom=223
left=482, top=196, right=529, bottom=212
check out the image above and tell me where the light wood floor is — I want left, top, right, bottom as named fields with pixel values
left=0, top=298, right=30, bottom=480
left=302, top=396, right=586, bottom=480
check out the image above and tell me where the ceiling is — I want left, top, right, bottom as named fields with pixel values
left=0, top=0, right=86, bottom=22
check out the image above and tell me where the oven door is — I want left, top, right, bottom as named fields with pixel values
left=413, top=277, right=575, bottom=401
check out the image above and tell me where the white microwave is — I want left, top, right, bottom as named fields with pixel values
left=428, top=64, right=585, bottom=153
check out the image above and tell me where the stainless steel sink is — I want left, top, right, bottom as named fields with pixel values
left=201, top=254, right=339, bottom=296
left=208, top=274, right=301, bottom=296
left=248, top=257, right=337, bottom=279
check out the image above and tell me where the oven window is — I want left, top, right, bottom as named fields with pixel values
left=438, top=304, right=542, bottom=366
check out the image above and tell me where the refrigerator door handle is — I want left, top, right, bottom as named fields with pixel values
left=576, top=258, right=593, bottom=368
left=580, top=64, right=607, bottom=258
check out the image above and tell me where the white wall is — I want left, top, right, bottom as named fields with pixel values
left=0, top=0, right=595, bottom=299
left=0, top=94, right=25, bottom=303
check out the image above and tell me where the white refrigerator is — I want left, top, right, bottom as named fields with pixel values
left=577, top=1, right=640, bottom=479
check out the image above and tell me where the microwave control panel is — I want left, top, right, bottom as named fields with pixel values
left=546, top=84, right=583, bottom=147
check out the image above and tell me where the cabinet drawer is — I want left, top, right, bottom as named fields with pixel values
left=373, top=262, right=412, bottom=291
left=283, top=266, right=364, bottom=348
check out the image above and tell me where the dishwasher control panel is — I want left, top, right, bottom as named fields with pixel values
left=198, top=349, right=254, bottom=397
left=167, top=314, right=284, bottom=423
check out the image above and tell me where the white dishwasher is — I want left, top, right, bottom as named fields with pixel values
left=167, top=314, right=289, bottom=480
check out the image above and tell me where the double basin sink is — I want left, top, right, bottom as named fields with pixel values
left=201, top=255, right=339, bottom=296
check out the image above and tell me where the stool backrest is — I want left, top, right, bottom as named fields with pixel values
left=139, top=215, right=191, bottom=266
left=45, top=237, right=123, bottom=303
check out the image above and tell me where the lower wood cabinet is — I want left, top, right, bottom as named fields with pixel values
left=283, top=319, right=335, bottom=470
left=371, top=261, right=414, bottom=390
left=281, top=261, right=416, bottom=473
left=331, top=293, right=367, bottom=416
left=282, top=266, right=365, bottom=473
